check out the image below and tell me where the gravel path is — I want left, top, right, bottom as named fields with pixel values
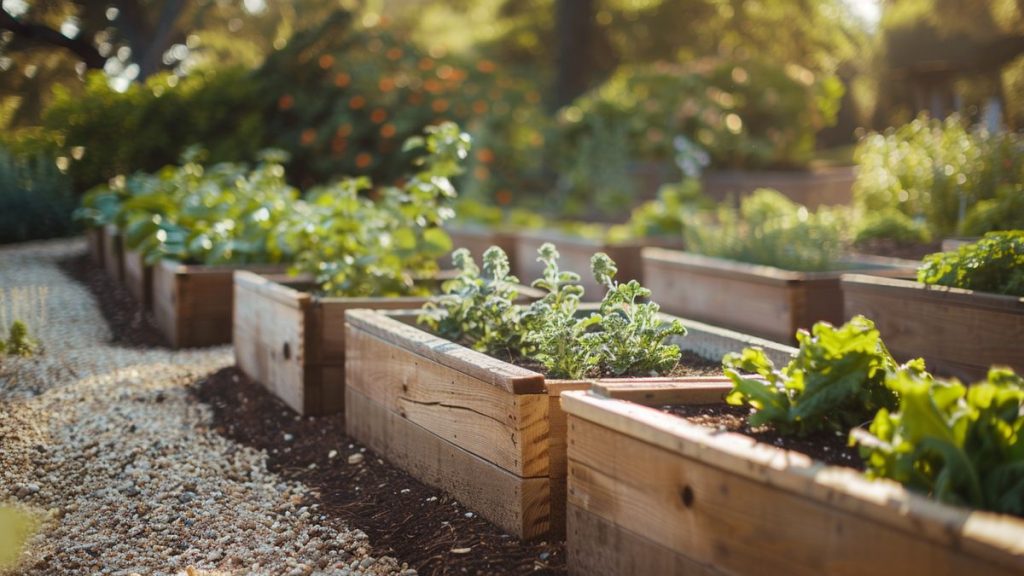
left=0, top=239, right=410, bottom=576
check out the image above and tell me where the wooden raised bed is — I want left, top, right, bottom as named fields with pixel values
left=514, top=230, right=681, bottom=301
left=344, top=308, right=795, bottom=539
left=842, top=274, right=1024, bottom=381
left=85, top=227, right=105, bottom=268
left=642, top=248, right=917, bottom=343
left=102, top=224, right=125, bottom=284
left=233, top=271, right=543, bottom=416
left=153, top=260, right=286, bottom=348
left=562, top=387, right=1024, bottom=576
left=123, top=247, right=153, bottom=312
left=443, top=226, right=520, bottom=274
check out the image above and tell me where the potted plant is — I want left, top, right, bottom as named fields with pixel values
left=344, top=243, right=796, bottom=539
left=562, top=316, right=1024, bottom=575
left=643, top=188, right=917, bottom=343
left=843, top=231, right=1024, bottom=380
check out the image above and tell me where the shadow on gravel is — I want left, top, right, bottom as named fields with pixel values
left=57, top=253, right=168, bottom=348
left=192, top=367, right=567, bottom=576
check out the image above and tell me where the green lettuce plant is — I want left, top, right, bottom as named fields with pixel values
left=917, top=231, right=1024, bottom=297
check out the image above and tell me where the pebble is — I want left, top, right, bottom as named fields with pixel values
left=0, top=240, right=408, bottom=575
left=347, top=453, right=365, bottom=465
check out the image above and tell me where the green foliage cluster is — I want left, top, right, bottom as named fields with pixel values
left=0, top=320, right=39, bottom=358
left=853, top=368, right=1024, bottom=516
left=609, top=178, right=711, bottom=243
left=280, top=122, right=468, bottom=296
left=854, top=114, right=1024, bottom=237
left=723, top=315, right=904, bottom=436
left=852, top=208, right=933, bottom=248
left=75, top=149, right=299, bottom=266
left=256, top=12, right=547, bottom=203
left=917, top=231, right=1024, bottom=297
left=421, top=243, right=686, bottom=379
left=0, top=146, right=77, bottom=244
left=683, top=188, right=845, bottom=272
left=553, top=58, right=844, bottom=212
left=35, top=68, right=264, bottom=193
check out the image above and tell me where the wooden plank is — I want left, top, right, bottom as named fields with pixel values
left=102, top=224, right=125, bottom=283
left=842, top=274, right=1024, bottom=381
left=346, top=325, right=550, bottom=477
left=567, top=504, right=723, bottom=576
left=152, top=259, right=180, bottom=347
left=345, top=309, right=545, bottom=394
left=345, top=385, right=551, bottom=539
left=591, top=379, right=733, bottom=405
left=562, top=391, right=1024, bottom=571
left=123, top=247, right=153, bottom=312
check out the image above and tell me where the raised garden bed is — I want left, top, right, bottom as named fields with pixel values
left=123, top=247, right=153, bottom=312
left=642, top=248, right=917, bottom=343
left=344, top=308, right=795, bottom=540
left=841, top=274, right=1024, bottom=381
left=233, top=271, right=543, bottom=416
left=513, top=230, right=681, bottom=301
left=153, top=259, right=286, bottom=349
left=102, top=224, right=125, bottom=284
left=561, top=386, right=1024, bottom=576
left=85, top=227, right=105, bottom=268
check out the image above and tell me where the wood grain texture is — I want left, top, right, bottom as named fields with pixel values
left=123, top=247, right=153, bottom=312
left=591, top=378, right=733, bottom=405
left=85, top=227, right=105, bottom=268
left=567, top=504, right=723, bottom=576
left=643, top=248, right=917, bottom=343
left=346, top=309, right=545, bottom=394
left=102, top=225, right=124, bottom=284
left=562, top=391, right=1024, bottom=575
left=346, top=385, right=551, bottom=539
left=842, top=274, right=1024, bottom=381
left=346, top=325, right=550, bottom=477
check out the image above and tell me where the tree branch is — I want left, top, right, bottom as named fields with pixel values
left=0, top=7, right=106, bottom=69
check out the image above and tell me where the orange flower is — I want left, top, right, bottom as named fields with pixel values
left=337, top=123, right=353, bottom=137
left=380, top=123, right=396, bottom=138
left=300, top=129, right=317, bottom=146
left=355, top=153, right=373, bottom=169
left=495, top=190, right=513, bottom=205
left=474, top=166, right=490, bottom=180
left=386, top=47, right=403, bottom=61
left=472, top=100, right=488, bottom=115
left=371, top=108, right=387, bottom=124
left=319, top=54, right=335, bottom=69
left=476, top=60, right=496, bottom=73
left=477, top=148, right=495, bottom=164
left=378, top=77, right=395, bottom=93
left=334, top=73, right=350, bottom=88
left=349, top=95, right=367, bottom=110
left=277, top=94, right=294, bottom=111
left=331, top=136, right=347, bottom=155
left=431, top=99, right=449, bottom=113
left=418, top=57, right=434, bottom=71
left=424, top=79, right=442, bottom=94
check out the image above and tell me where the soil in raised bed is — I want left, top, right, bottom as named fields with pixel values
left=477, top=348, right=723, bottom=380
left=58, top=253, right=167, bottom=348
left=192, top=367, right=566, bottom=576
left=665, top=403, right=864, bottom=470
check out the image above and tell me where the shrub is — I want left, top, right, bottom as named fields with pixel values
left=683, top=188, right=845, bottom=271
left=917, top=231, right=1024, bottom=297
left=853, top=115, right=1024, bottom=237
left=0, top=146, right=76, bottom=244
left=853, top=208, right=932, bottom=247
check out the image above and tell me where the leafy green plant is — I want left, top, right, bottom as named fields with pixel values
left=853, top=208, right=933, bottom=248
left=0, top=146, right=77, bottom=244
left=421, top=242, right=686, bottom=379
left=608, top=177, right=711, bottom=243
left=723, top=315, right=907, bottom=436
left=853, top=367, right=1024, bottom=516
left=0, top=321, right=39, bottom=358
left=960, top=185, right=1024, bottom=236
left=917, top=231, right=1024, bottom=297
left=684, top=188, right=845, bottom=271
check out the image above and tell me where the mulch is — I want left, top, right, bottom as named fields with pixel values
left=60, top=251, right=566, bottom=574
left=192, top=368, right=566, bottom=576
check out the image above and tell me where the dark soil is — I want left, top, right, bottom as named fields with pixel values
left=853, top=239, right=941, bottom=261
left=489, top=348, right=723, bottom=379
left=57, top=253, right=167, bottom=347
left=665, top=403, right=863, bottom=470
left=192, top=367, right=566, bottom=576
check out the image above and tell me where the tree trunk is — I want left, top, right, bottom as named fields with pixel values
left=554, top=0, right=596, bottom=110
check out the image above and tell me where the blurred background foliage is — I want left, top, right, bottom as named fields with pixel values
left=0, top=0, right=1022, bottom=243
